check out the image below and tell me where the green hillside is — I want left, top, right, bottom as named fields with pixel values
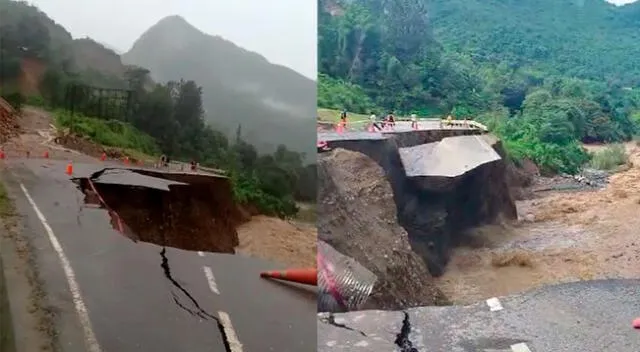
left=318, top=0, right=640, bottom=174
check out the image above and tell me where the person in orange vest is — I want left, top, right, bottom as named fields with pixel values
left=387, top=112, right=396, bottom=127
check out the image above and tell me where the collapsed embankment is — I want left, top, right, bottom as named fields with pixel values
left=318, top=128, right=518, bottom=308
left=74, top=168, right=242, bottom=253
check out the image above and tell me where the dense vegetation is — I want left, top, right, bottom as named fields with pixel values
left=318, top=0, right=640, bottom=174
left=0, top=0, right=315, bottom=218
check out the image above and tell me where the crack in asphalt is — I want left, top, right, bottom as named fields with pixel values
left=160, top=247, right=232, bottom=352
left=319, top=313, right=368, bottom=337
left=394, top=311, right=418, bottom=352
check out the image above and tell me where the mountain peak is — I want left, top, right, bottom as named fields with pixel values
left=155, top=15, right=191, bottom=28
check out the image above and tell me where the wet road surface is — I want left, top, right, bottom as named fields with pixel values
left=318, top=279, right=640, bottom=351
left=1, top=159, right=316, bottom=352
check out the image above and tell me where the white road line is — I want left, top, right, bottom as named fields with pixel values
left=19, top=183, right=102, bottom=352
left=511, top=342, right=532, bottom=352
left=202, top=266, right=220, bottom=294
left=218, top=311, right=244, bottom=352
left=486, top=297, right=504, bottom=311
left=197, top=251, right=205, bottom=257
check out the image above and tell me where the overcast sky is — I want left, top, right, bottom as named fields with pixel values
left=26, top=0, right=317, bottom=80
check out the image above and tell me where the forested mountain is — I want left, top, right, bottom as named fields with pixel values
left=427, top=0, right=640, bottom=85
left=0, top=0, right=316, bottom=217
left=318, top=0, right=640, bottom=174
left=122, top=15, right=316, bottom=156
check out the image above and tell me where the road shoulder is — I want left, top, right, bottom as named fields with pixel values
left=0, top=170, right=58, bottom=351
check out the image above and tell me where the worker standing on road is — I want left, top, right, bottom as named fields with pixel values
left=410, top=113, right=418, bottom=129
left=370, top=113, right=382, bottom=131
left=386, top=112, right=396, bottom=127
left=340, top=109, right=348, bottom=127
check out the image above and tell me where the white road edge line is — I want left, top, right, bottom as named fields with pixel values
left=218, top=311, right=244, bottom=352
left=202, top=266, right=220, bottom=294
left=511, top=342, right=532, bottom=352
left=486, top=297, right=504, bottom=311
left=197, top=251, right=205, bottom=257
left=19, top=183, right=102, bottom=352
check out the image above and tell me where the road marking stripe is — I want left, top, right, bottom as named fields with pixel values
left=218, top=311, right=243, bottom=352
left=203, top=266, right=220, bottom=294
left=486, top=297, right=503, bottom=311
left=197, top=251, right=204, bottom=257
left=19, top=183, right=102, bottom=352
left=511, top=342, right=532, bottom=352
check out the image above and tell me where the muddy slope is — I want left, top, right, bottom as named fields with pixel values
left=318, top=149, right=449, bottom=310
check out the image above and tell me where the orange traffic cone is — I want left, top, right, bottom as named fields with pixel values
left=0, top=150, right=5, bottom=160
left=260, top=268, right=317, bottom=286
left=43, top=150, right=49, bottom=159
left=100, top=152, right=106, bottom=161
left=65, top=161, right=73, bottom=175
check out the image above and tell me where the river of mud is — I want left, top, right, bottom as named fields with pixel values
left=437, top=142, right=640, bottom=304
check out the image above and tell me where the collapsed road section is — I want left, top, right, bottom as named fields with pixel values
left=318, top=126, right=518, bottom=309
left=73, top=167, right=242, bottom=253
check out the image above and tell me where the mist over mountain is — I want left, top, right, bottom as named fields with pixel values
left=122, top=15, right=316, bottom=155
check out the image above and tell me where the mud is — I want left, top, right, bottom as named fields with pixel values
left=74, top=168, right=241, bottom=253
left=318, top=149, right=449, bottom=310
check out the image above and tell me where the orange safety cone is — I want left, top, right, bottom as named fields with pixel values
left=260, top=268, right=317, bottom=286
left=65, top=161, right=73, bottom=175
left=0, top=150, right=5, bottom=160
left=43, top=150, right=49, bottom=159
left=100, top=152, right=106, bottom=161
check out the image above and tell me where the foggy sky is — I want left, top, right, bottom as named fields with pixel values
left=608, top=0, right=638, bottom=5
left=26, top=0, right=317, bottom=80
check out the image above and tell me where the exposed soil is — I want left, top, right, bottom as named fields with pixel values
left=318, top=148, right=449, bottom=310
left=437, top=142, right=640, bottom=304
left=236, top=216, right=316, bottom=268
left=75, top=168, right=241, bottom=253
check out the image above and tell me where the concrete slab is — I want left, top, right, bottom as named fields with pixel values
left=400, top=135, right=501, bottom=177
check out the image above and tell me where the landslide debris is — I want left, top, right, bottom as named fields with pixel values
left=318, top=148, right=450, bottom=310
left=0, top=98, right=21, bottom=144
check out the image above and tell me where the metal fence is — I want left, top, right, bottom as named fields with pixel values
left=63, top=84, right=134, bottom=121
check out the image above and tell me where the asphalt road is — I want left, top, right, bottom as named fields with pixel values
left=318, top=279, right=640, bottom=352
left=317, top=120, right=478, bottom=142
left=1, top=158, right=316, bottom=352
